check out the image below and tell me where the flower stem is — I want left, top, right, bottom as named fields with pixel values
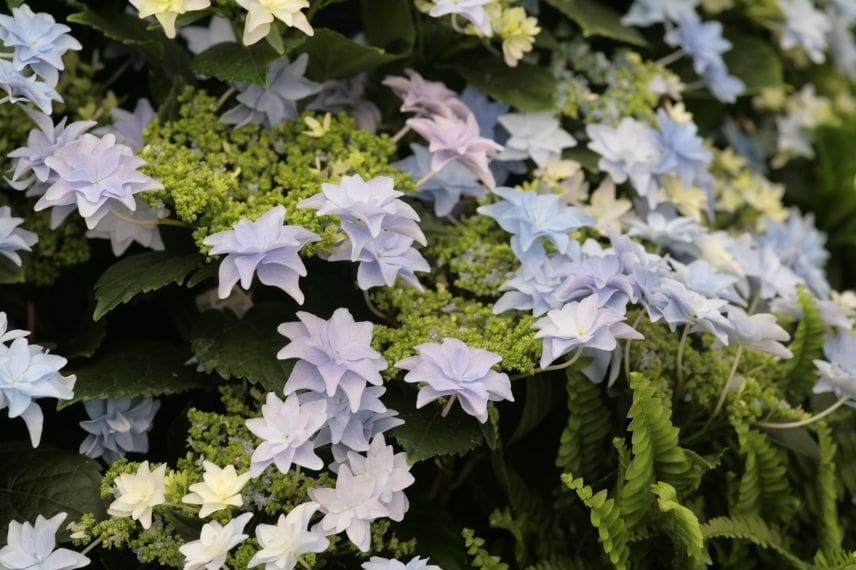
left=441, top=395, right=457, bottom=417
left=81, top=536, right=103, bottom=556
left=415, top=170, right=438, bottom=187
left=216, top=87, right=237, bottom=111
left=391, top=124, right=411, bottom=144
left=623, top=312, right=645, bottom=381
left=298, top=557, right=312, bottom=570
left=109, top=208, right=189, bottom=228
left=755, top=396, right=851, bottom=429
left=704, top=345, right=743, bottom=428
left=655, top=48, right=686, bottom=67
left=363, top=289, right=389, bottom=322
left=510, top=347, right=584, bottom=380
left=675, top=324, right=690, bottom=399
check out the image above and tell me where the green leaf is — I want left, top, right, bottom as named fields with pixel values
left=562, top=474, right=631, bottom=570
left=361, top=0, right=415, bottom=54
left=723, top=32, right=784, bottom=94
left=190, top=304, right=294, bottom=393
left=542, top=0, right=647, bottom=47
left=299, top=28, right=402, bottom=80
left=455, top=57, right=557, bottom=111
left=651, top=481, right=712, bottom=568
left=61, top=340, right=210, bottom=408
left=63, top=318, right=107, bottom=359
left=93, top=251, right=200, bottom=321
left=0, top=444, right=105, bottom=539
left=781, top=285, right=824, bottom=400
left=702, top=514, right=808, bottom=569
left=191, top=41, right=283, bottom=86
left=388, top=390, right=483, bottom=462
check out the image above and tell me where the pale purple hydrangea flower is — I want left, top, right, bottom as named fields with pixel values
left=298, top=174, right=425, bottom=260
left=622, top=0, right=698, bottom=26
left=245, top=392, right=327, bottom=477
left=344, top=434, right=414, bottom=521
left=278, top=308, right=387, bottom=412
left=0, top=4, right=82, bottom=86
left=461, top=85, right=508, bottom=138
left=308, top=75, right=382, bottom=134
left=494, top=254, right=575, bottom=316
left=86, top=199, right=165, bottom=256
left=248, top=502, right=330, bottom=570
left=554, top=254, right=636, bottom=312
left=497, top=112, right=577, bottom=168
left=627, top=212, right=704, bottom=256
left=0, top=59, right=61, bottom=113
left=587, top=118, right=663, bottom=208
left=0, top=337, right=76, bottom=447
left=97, top=98, right=156, bottom=150
left=383, top=69, right=469, bottom=119
left=429, top=0, right=493, bottom=36
left=670, top=258, right=743, bottom=304
left=0, top=206, right=37, bottom=266
left=178, top=16, right=236, bottom=54
left=0, top=513, right=89, bottom=570
left=308, top=464, right=388, bottom=552
left=34, top=133, right=163, bottom=229
left=0, top=312, right=28, bottom=344
left=179, top=512, right=252, bottom=570
left=221, top=54, right=322, bottom=128
left=533, top=295, right=644, bottom=368
left=813, top=331, right=856, bottom=400
left=721, top=306, right=793, bottom=359
left=653, top=110, right=712, bottom=187
left=363, top=557, right=441, bottom=570
left=777, top=0, right=831, bottom=64
left=395, top=338, right=513, bottom=423
left=759, top=209, right=830, bottom=299
left=478, top=187, right=594, bottom=266
left=79, top=396, right=160, bottom=464
left=329, top=230, right=431, bottom=292
left=393, top=143, right=486, bottom=217
left=203, top=205, right=320, bottom=302
left=407, top=112, right=503, bottom=188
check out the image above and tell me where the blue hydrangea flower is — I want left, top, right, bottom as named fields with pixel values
left=494, top=254, right=575, bottom=316
left=7, top=109, right=95, bottom=195
left=178, top=15, right=236, bottom=54
left=533, top=294, right=644, bottom=368
left=299, top=174, right=425, bottom=260
left=638, top=276, right=699, bottom=331
left=0, top=512, right=89, bottom=570
left=278, top=308, right=388, bottom=412
left=497, top=112, right=577, bottom=168
left=329, top=231, right=431, bottom=292
left=246, top=393, right=327, bottom=477
left=670, top=258, right=742, bottom=304
left=308, top=76, right=382, bottom=134
left=759, top=209, right=830, bottom=298
left=363, top=556, right=441, bottom=570
left=393, top=143, right=486, bottom=217
left=383, top=69, right=470, bottom=119
left=478, top=186, right=594, bottom=265
left=0, top=205, right=37, bottom=266
left=627, top=212, right=704, bottom=256
left=664, top=10, right=731, bottom=76
left=622, top=0, right=699, bottom=26
left=0, top=312, right=28, bottom=344
left=0, top=4, right=81, bottom=86
left=721, top=306, right=793, bottom=358
left=395, top=338, right=513, bottom=423
left=586, top=118, right=663, bottom=208
left=344, top=434, right=414, bottom=521
left=461, top=85, right=508, bottom=138
left=555, top=254, right=636, bottom=312
left=86, top=199, right=165, bottom=257
left=203, top=205, right=320, bottom=302
left=221, top=54, right=322, bottom=128
left=777, top=0, right=831, bottom=64
left=0, top=59, right=60, bottom=113
left=97, top=98, right=156, bottom=150
left=701, top=62, right=745, bottom=103
left=79, top=396, right=160, bottom=464
left=813, top=331, right=856, bottom=400
left=34, top=133, right=163, bottom=229
left=0, top=337, right=76, bottom=447
left=653, top=110, right=712, bottom=187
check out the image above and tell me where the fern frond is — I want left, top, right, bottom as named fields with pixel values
left=651, top=481, right=712, bottom=569
left=813, top=549, right=856, bottom=568
left=463, top=528, right=510, bottom=570
left=781, top=285, right=824, bottom=400
left=814, top=421, right=843, bottom=556
left=556, top=370, right=612, bottom=481
left=733, top=424, right=798, bottom=522
left=701, top=514, right=807, bottom=569
left=562, top=473, right=631, bottom=570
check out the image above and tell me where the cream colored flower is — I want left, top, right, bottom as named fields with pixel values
left=662, top=176, right=708, bottom=223
left=128, top=0, right=211, bottom=39
left=182, top=461, right=251, bottom=518
left=489, top=6, right=540, bottom=67
left=584, top=179, right=632, bottom=233
left=107, top=461, right=167, bottom=529
left=236, top=0, right=314, bottom=46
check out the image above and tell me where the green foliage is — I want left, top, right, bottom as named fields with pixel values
left=722, top=32, right=784, bottom=94
left=651, top=481, right=712, bottom=569
left=555, top=370, right=612, bottom=482
left=298, top=28, right=404, bottom=80
left=813, top=422, right=843, bottom=557
left=562, top=474, right=631, bottom=570
left=190, top=41, right=285, bottom=85
left=463, top=528, right=511, bottom=570
left=455, top=58, right=557, bottom=111
left=542, top=0, right=646, bottom=47
left=780, top=286, right=825, bottom=401
left=733, top=423, right=798, bottom=523
left=701, top=514, right=807, bottom=569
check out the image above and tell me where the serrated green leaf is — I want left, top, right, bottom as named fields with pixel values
left=781, top=285, right=824, bottom=400
left=93, top=251, right=200, bottom=321
left=60, top=340, right=209, bottom=408
left=651, top=481, right=712, bottom=568
left=0, top=444, right=105, bottom=539
left=388, top=391, right=483, bottom=462
left=190, top=304, right=294, bottom=393
left=299, top=28, right=403, bottom=80
left=191, top=41, right=283, bottom=85
left=542, top=0, right=647, bottom=47
left=455, top=57, right=557, bottom=111
left=361, top=0, right=415, bottom=54
left=723, top=32, right=784, bottom=94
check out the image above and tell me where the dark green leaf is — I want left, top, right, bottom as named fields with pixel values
left=63, top=318, right=107, bottom=359
left=0, top=444, right=105, bottom=539
left=299, top=28, right=402, bottom=80
left=93, top=251, right=200, bottom=321
left=723, top=32, right=784, bottom=94
left=190, top=304, right=294, bottom=393
left=509, top=375, right=559, bottom=444
left=61, top=340, right=210, bottom=408
left=191, top=41, right=282, bottom=86
left=542, top=0, right=647, bottom=47
left=186, top=262, right=220, bottom=288
left=455, top=57, right=557, bottom=111
left=361, top=0, right=415, bottom=54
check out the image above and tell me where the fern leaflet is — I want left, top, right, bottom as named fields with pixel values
left=701, top=514, right=807, bottom=569
left=562, top=473, right=631, bottom=570
left=651, top=481, right=712, bottom=569
left=781, top=285, right=824, bottom=400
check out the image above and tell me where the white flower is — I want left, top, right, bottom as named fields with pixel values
left=248, top=502, right=329, bottom=569
left=128, top=0, right=211, bottom=39
left=0, top=513, right=89, bottom=570
left=182, top=461, right=252, bottom=518
left=236, top=0, right=314, bottom=46
left=179, top=512, right=252, bottom=570
left=107, top=461, right=167, bottom=529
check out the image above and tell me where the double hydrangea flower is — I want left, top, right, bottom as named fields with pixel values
left=0, top=206, right=37, bottom=266
left=0, top=512, right=89, bottom=570
left=79, top=396, right=160, bottom=464
left=0, top=4, right=81, bottom=86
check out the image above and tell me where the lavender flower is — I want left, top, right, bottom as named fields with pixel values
left=759, top=209, right=830, bottom=298
left=722, top=306, right=793, bottom=359
left=221, top=54, right=322, bottom=128
left=86, top=199, right=165, bottom=257
left=383, top=69, right=469, bottom=118
left=0, top=4, right=82, bottom=86
left=179, top=16, right=236, bottom=54
left=363, top=557, right=441, bottom=570
left=248, top=502, right=330, bottom=570
left=0, top=513, right=89, bottom=570
left=407, top=112, right=503, bottom=188
left=494, top=254, right=575, bottom=316
left=34, top=133, right=162, bottom=229
left=627, top=212, right=704, bottom=255
left=0, top=312, right=28, bottom=343
left=428, top=0, right=493, bottom=36
left=203, top=205, right=320, bottom=302
left=813, top=331, right=856, bottom=400
left=395, top=338, right=513, bottom=423
left=98, top=98, right=156, bottom=150
left=0, top=206, right=37, bottom=266
left=554, top=254, right=636, bottom=311
left=345, top=434, right=414, bottom=521
left=179, top=512, right=252, bottom=570
left=497, top=112, right=577, bottom=168
left=0, top=59, right=61, bottom=113
left=298, top=174, right=425, bottom=260
left=78, top=396, right=160, bottom=464
left=461, top=85, right=508, bottom=138
left=653, top=110, right=712, bottom=188
left=0, top=337, right=76, bottom=447
left=278, top=308, right=387, bottom=412
left=245, top=392, right=327, bottom=477
left=329, top=231, right=431, bottom=292
left=533, top=295, right=644, bottom=368
left=308, top=76, right=382, bottom=133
